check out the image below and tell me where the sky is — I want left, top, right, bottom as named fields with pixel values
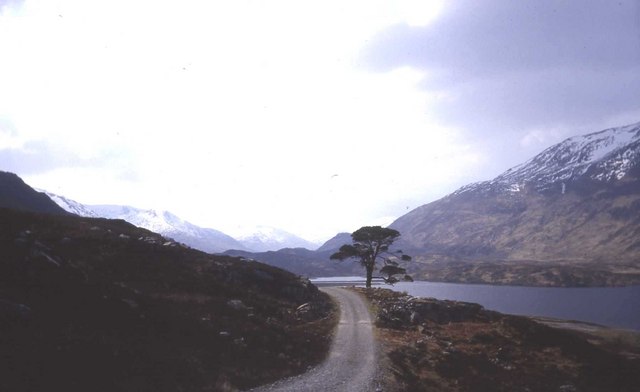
left=1, top=0, right=639, bottom=243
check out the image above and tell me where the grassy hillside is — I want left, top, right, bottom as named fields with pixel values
left=0, top=208, right=336, bottom=391
left=392, top=177, right=640, bottom=286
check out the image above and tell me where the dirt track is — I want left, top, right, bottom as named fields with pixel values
left=249, top=287, right=377, bottom=392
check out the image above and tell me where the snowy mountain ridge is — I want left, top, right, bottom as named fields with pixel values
left=389, top=120, right=640, bottom=286
left=231, top=225, right=319, bottom=252
left=456, top=121, right=640, bottom=195
left=43, top=192, right=317, bottom=252
left=41, top=191, right=99, bottom=218
left=90, top=205, right=191, bottom=236
left=42, top=193, right=247, bottom=253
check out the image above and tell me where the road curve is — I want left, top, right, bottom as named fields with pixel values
left=249, top=287, right=377, bottom=392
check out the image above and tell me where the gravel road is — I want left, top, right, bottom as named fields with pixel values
left=249, top=287, right=378, bottom=392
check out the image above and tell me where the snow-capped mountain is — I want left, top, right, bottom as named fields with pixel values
left=42, top=191, right=99, bottom=217
left=390, top=121, right=640, bottom=286
left=232, top=225, right=319, bottom=252
left=456, top=121, right=640, bottom=196
left=90, top=205, right=248, bottom=253
left=89, top=205, right=188, bottom=234
left=43, top=193, right=247, bottom=253
left=43, top=192, right=319, bottom=253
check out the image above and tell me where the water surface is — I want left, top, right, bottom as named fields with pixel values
left=394, top=281, right=640, bottom=331
left=311, top=278, right=640, bottom=331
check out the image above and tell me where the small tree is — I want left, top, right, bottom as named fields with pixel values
left=330, top=226, right=412, bottom=288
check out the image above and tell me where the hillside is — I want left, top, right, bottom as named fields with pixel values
left=0, top=171, right=68, bottom=215
left=0, top=173, right=336, bottom=391
left=390, top=122, right=640, bottom=286
left=224, top=247, right=362, bottom=278
left=316, top=232, right=352, bottom=253
left=222, top=232, right=374, bottom=278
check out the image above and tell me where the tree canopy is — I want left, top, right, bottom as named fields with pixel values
left=330, top=226, right=412, bottom=288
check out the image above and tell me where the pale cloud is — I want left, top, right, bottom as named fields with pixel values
left=3, top=0, right=633, bottom=242
left=0, top=0, right=468, bottom=241
left=0, top=0, right=23, bottom=14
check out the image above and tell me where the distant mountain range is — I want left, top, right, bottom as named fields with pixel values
left=4, top=121, right=639, bottom=285
left=390, top=121, right=640, bottom=286
left=231, top=225, right=319, bottom=252
left=42, top=192, right=317, bottom=253
left=222, top=231, right=361, bottom=277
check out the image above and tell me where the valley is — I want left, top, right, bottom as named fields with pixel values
left=2, top=120, right=640, bottom=390
left=35, top=122, right=640, bottom=287
left=2, top=2, right=639, bottom=390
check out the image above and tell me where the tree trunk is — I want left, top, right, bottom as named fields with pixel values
left=365, top=264, right=373, bottom=288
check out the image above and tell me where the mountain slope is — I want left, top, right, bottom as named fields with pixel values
left=0, top=206, right=335, bottom=392
left=316, top=232, right=352, bottom=253
left=224, top=247, right=362, bottom=278
left=90, top=205, right=247, bottom=253
left=390, top=122, right=640, bottom=286
left=44, top=193, right=318, bottom=253
left=0, top=171, right=68, bottom=215
left=456, top=121, right=640, bottom=196
left=43, top=193, right=247, bottom=253
left=223, top=233, right=367, bottom=278
left=42, top=191, right=99, bottom=217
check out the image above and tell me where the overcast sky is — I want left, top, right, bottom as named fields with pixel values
left=1, top=0, right=639, bottom=243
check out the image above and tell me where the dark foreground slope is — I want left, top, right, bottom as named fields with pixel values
left=0, top=170, right=68, bottom=215
left=359, top=288, right=640, bottom=392
left=0, top=208, right=335, bottom=392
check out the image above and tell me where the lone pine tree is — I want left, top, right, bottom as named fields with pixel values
left=330, top=226, right=412, bottom=288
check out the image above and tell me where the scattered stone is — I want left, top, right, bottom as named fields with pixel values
left=32, top=249, right=61, bottom=267
left=227, top=299, right=247, bottom=311
left=219, top=331, right=231, bottom=338
left=296, top=302, right=311, bottom=312
left=376, top=294, right=488, bottom=329
left=233, top=337, right=247, bottom=348
left=119, top=234, right=130, bottom=240
left=33, top=240, right=51, bottom=251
